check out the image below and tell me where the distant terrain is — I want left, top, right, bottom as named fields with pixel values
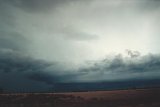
left=0, top=88, right=160, bottom=107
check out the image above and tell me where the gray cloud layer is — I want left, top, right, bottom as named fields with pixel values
left=78, top=53, right=160, bottom=82
left=0, top=0, right=160, bottom=91
left=0, top=49, right=160, bottom=91
left=0, top=49, right=81, bottom=91
left=0, top=49, right=52, bottom=91
left=1, top=0, right=160, bottom=63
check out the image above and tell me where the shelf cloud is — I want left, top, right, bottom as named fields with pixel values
left=0, top=0, right=160, bottom=91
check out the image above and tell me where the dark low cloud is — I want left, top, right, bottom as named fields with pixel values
left=0, top=49, right=81, bottom=91
left=95, top=54, right=160, bottom=73
left=0, top=0, right=160, bottom=92
left=0, top=49, right=160, bottom=92
left=76, top=52, right=160, bottom=82
left=0, top=49, right=51, bottom=73
left=0, top=49, right=61, bottom=91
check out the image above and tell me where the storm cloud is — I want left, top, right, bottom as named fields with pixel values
left=0, top=49, right=81, bottom=91
left=1, top=0, right=160, bottom=63
left=0, top=0, right=160, bottom=92
left=0, top=49, right=160, bottom=92
left=77, top=53, right=160, bottom=82
left=0, top=49, right=54, bottom=91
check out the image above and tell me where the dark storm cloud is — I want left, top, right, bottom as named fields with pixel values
left=77, top=53, right=160, bottom=82
left=0, top=49, right=50, bottom=73
left=0, top=49, right=82, bottom=91
left=0, top=49, right=69, bottom=91
left=85, top=54, right=158, bottom=73
left=28, top=71, right=81, bottom=85
left=28, top=72, right=59, bottom=85
left=0, top=49, right=160, bottom=91
left=0, top=0, right=160, bottom=92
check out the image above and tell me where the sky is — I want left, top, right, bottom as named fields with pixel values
left=0, top=0, right=160, bottom=92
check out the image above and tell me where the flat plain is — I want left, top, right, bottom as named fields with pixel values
left=0, top=88, right=160, bottom=107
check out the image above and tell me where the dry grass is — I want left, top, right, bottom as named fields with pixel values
left=0, top=88, right=160, bottom=107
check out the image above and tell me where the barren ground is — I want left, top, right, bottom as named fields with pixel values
left=0, top=88, right=160, bottom=107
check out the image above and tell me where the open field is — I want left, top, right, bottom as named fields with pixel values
left=0, top=88, right=160, bottom=107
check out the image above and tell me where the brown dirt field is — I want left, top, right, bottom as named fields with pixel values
left=62, top=89, right=152, bottom=99
left=0, top=88, right=160, bottom=107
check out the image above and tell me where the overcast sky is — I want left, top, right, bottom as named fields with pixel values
left=0, top=0, right=160, bottom=91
